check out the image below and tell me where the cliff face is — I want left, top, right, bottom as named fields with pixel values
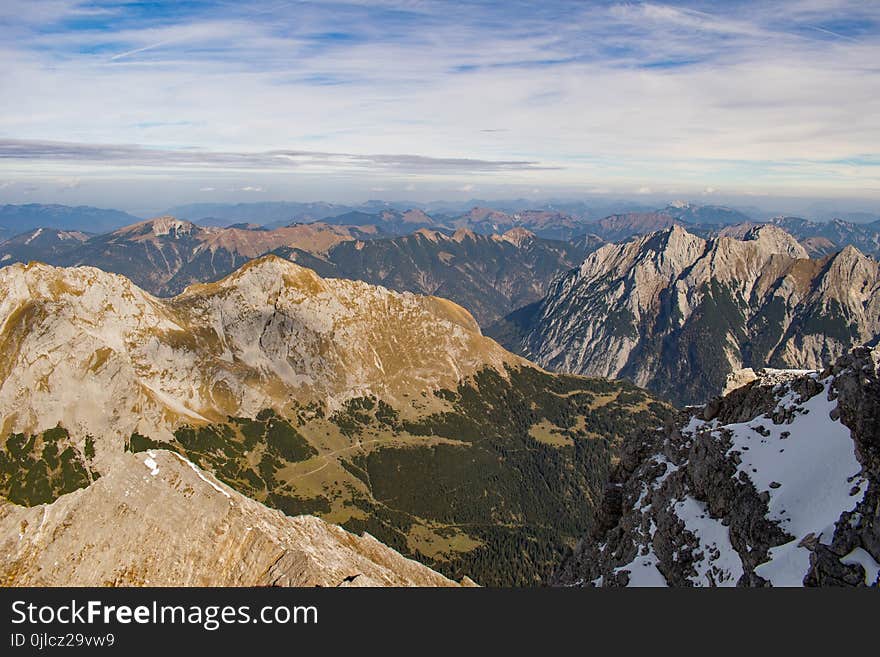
left=503, top=225, right=880, bottom=405
left=0, top=450, right=466, bottom=587
left=552, top=346, right=880, bottom=587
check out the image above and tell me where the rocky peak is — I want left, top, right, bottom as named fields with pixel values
left=452, top=227, right=477, bottom=242
left=120, top=215, right=199, bottom=239
left=464, top=207, right=509, bottom=222
left=635, top=225, right=706, bottom=273
left=146, top=215, right=197, bottom=237
left=399, top=209, right=433, bottom=224
left=499, top=227, right=536, bottom=248
left=186, top=253, right=326, bottom=297
left=413, top=227, right=446, bottom=242
left=741, top=224, right=809, bottom=259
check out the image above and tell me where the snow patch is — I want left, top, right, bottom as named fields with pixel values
left=614, top=547, right=668, bottom=587
left=143, top=450, right=159, bottom=476
left=840, top=547, right=880, bottom=586
left=170, top=451, right=232, bottom=499
left=672, top=496, right=743, bottom=586
left=721, top=378, right=866, bottom=586
left=24, top=228, right=43, bottom=245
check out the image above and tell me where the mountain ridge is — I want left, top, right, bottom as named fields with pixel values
left=492, top=224, right=880, bottom=404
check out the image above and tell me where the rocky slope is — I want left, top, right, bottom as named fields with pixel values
left=552, top=346, right=880, bottom=587
left=0, top=255, right=514, bottom=446
left=0, top=257, right=670, bottom=585
left=0, top=449, right=464, bottom=586
left=494, top=224, right=880, bottom=405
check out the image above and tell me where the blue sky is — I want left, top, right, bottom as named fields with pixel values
left=1, top=0, right=879, bottom=211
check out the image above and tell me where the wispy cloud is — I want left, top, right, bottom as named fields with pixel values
left=0, top=138, right=552, bottom=173
left=0, top=1, right=878, bottom=204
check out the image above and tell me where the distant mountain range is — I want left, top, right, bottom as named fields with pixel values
left=0, top=215, right=594, bottom=326
left=770, top=216, right=880, bottom=258
left=0, top=203, right=141, bottom=233
left=279, top=227, right=596, bottom=325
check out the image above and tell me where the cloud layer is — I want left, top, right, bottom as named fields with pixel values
left=0, top=0, right=879, bottom=205
left=0, top=138, right=548, bottom=172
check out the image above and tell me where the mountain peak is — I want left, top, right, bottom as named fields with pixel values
left=122, top=215, right=198, bottom=238
left=499, top=227, right=536, bottom=247
left=184, top=253, right=325, bottom=297
left=452, top=227, right=477, bottom=242
left=740, top=224, right=809, bottom=259
left=413, top=227, right=446, bottom=242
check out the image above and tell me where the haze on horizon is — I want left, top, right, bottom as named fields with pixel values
left=1, top=0, right=879, bottom=215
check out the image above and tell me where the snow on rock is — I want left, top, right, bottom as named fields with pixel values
left=840, top=547, right=880, bottom=586
left=672, top=496, right=743, bottom=587
left=143, top=451, right=160, bottom=476
left=552, top=347, right=879, bottom=588
left=615, top=549, right=667, bottom=587
left=712, top=377, right=867, bottom=585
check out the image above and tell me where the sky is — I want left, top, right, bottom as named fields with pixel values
left=1, top=0, right=879, bottom=214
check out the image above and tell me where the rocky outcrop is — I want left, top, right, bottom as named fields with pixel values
left=552, top=346, right=880, bottom=587
left=501, top=225, right=880, bottom=405
left=0, top=450, right=466, bottom=587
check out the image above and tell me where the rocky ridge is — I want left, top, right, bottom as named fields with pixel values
left=0, top=449, right=466, bottom=586
left=499, top=224, right=880, bottom=404
left=551, top=346, right=880, bottom=587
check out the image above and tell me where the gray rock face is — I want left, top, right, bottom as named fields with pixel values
left=552, top=346, right=880, bottom=587
left=502, top=225, right=880, bottom=405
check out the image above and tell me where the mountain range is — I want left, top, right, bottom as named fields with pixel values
left=0, top=215, right=594, bottom=326
left=1, top=200, right=879, bottom=587
left=0, top=203, right=141, bottom=234
left=491, top=224, right=880, bottom=405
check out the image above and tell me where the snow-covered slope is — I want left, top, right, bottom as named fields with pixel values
left=552, top=346, right=880, bottom=587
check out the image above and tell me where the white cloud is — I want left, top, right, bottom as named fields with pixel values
left=0, top=1, right=878, bottom=202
